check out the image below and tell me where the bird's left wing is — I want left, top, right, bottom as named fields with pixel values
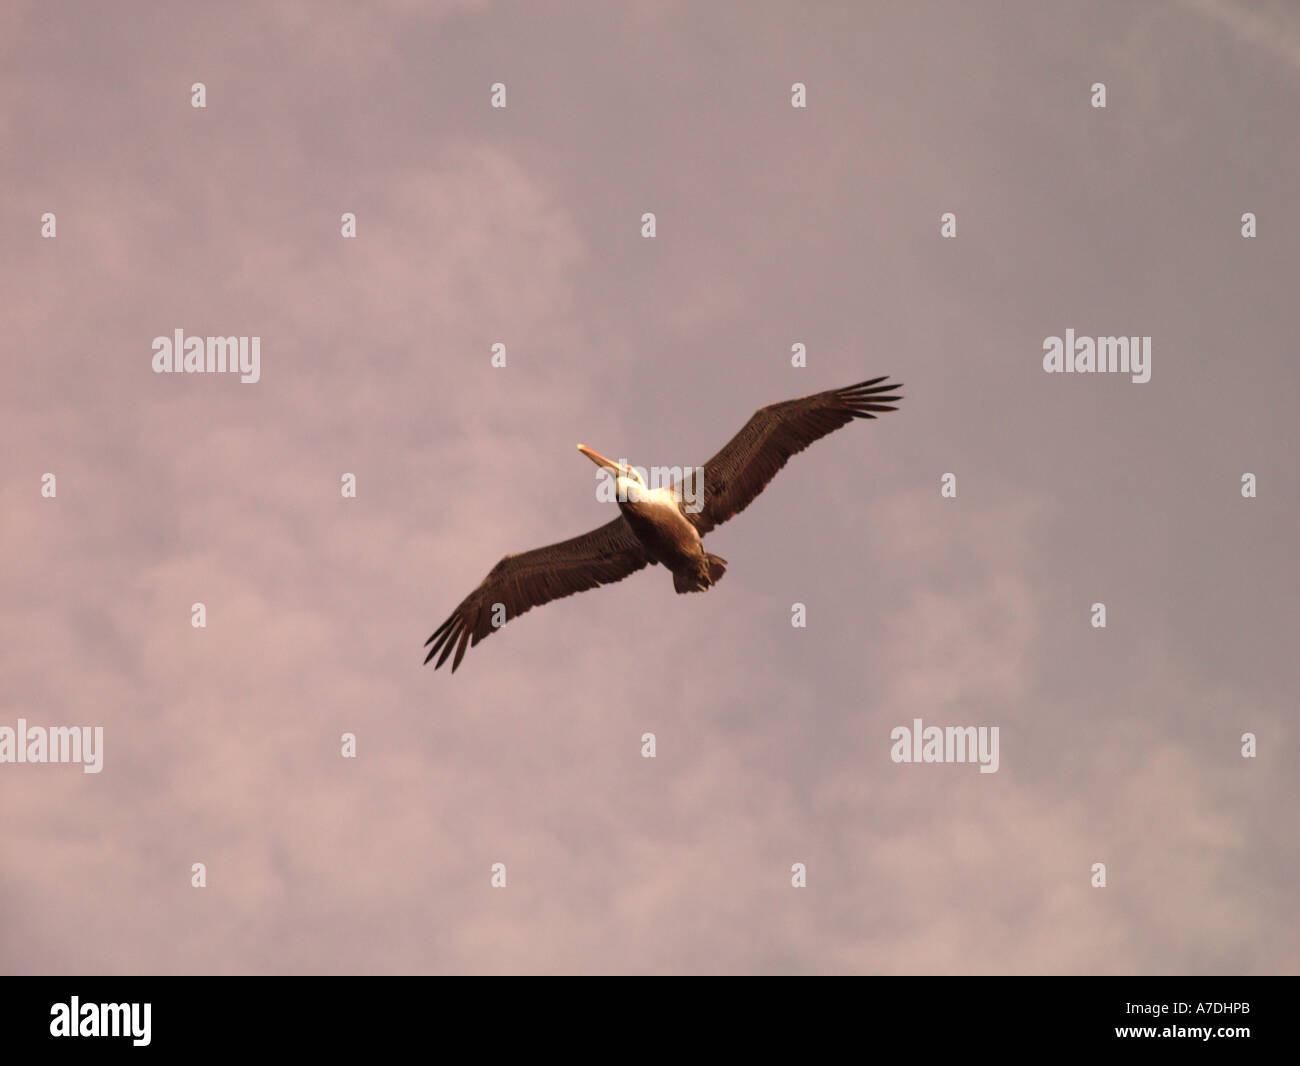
left=676, top=376, right=903, bottom=536
left=424, top=515, right=650, bottom=672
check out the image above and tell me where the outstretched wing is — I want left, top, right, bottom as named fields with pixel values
left=424, top=516, right=650, bottom=672
left=677, top=376, right=902, bottom=536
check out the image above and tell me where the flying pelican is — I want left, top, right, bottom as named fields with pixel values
left=424, top=376, right=902, bottom=672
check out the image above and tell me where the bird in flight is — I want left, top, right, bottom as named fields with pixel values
left=424, top=376, right=902, bottom=672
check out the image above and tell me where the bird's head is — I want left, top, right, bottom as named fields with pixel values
left=577, top=444, right=646, bottom=497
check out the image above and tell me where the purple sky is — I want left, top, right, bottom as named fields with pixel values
left=2, top=0, right=1297, bottom=974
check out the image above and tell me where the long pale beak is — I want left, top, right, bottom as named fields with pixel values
left=577, top=444, right=624, bottom=474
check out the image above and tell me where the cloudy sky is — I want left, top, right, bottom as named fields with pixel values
left=2, top=0, right=1296, bottom=974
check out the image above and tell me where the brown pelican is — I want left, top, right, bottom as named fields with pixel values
left=424, top=376, right=902, bottom=671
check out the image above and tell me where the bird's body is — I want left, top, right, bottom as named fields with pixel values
left=611, top=476, right=726, bottom=593
left=425, top=376, right=902, bottom=672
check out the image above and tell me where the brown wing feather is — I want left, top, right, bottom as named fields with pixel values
left=423, top=516, right=649, bottom=672
left=678, top=377, right=902, bottom=536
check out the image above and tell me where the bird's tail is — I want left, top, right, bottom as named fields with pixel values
left=673, top=553, right=728, bottom=594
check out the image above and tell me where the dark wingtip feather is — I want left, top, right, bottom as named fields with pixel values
left=451, top=626, right=472, bottom=671
left=423, top=620, right=455, bottom=665
left=839, top=379, right=902, bottom=414
left=434, top=623, right=461, bottom=669
left=424, top=617, right=454, bottom=647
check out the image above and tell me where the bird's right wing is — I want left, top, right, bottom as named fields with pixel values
left=424, top=516, right=650, bottom=672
